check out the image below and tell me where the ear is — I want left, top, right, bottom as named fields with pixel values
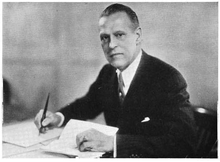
left=135, top=27, right=142, bottom=45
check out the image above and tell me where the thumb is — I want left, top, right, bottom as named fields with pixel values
left=42, top=118, right=51, bottom=126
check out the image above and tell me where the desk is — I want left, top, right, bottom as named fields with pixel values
left=2, top=120, right=67, bottom=158
left=2, top=143, right=69, bottom=158
left=2, top=119, right=115, bottom=158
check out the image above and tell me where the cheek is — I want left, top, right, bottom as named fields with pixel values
left=101, top=44, right=109, bottom=53
left=122, top=43, right=135, bottom=56
left=127, top=40, right=137, bottom=53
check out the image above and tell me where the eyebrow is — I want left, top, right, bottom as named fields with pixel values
left=100, top=30, right=126, bottom=36
left=100, top=33, right=109, bottom=37
left=114, top=30, right=126, bottom=34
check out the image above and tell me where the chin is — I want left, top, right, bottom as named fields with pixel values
left=110, top=62, right=125, bottom=71
left=108, top=57, right=127, bottom=69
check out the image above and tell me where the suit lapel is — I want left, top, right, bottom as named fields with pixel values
left=122, top=51, right=152, bottom=108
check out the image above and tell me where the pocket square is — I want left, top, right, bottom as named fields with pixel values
left=141, top=117, right=150, bottom=123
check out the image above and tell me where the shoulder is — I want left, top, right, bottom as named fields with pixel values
left=96, top=64, right=116, bottom=81
left=141, top=51, right=187, bottom=88
left=99, top=64, right=116, bottom=75
left=143, top=52, right=180, bottom=75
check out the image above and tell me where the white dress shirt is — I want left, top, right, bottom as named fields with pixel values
left=116, top=50, right=142, bottom=96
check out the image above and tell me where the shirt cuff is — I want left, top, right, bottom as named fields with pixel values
left=113, top=134, right=117, bottom=158
left=55, top=112, right=65, bottom=127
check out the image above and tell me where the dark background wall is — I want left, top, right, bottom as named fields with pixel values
left=3, top=2, right=218, bottom=123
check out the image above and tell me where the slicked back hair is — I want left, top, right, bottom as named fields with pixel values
left=100, top=3, right=140, bottom=30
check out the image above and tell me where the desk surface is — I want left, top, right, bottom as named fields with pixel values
left=2, top=143, right=68, bottom=158
left=2, top=119, right=112, bottom=158
left=2, top=120, right=67, bottom=158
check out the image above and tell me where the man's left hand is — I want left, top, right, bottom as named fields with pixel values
left=76, top=128, right=114, bottom=152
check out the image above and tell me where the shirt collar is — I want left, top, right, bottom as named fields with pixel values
left=116, top=50, right=142, bottom=91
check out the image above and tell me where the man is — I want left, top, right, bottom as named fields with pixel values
left=35, top=3, right=197, bottom=158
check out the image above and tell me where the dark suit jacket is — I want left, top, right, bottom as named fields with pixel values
left=59, top=51, right=197, bottom=158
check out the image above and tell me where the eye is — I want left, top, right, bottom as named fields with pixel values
left=100, top=35, right=110, bottom=43
left=116, top=33, right=123, bottom=37
left=115, top=32, right=125, bottom=39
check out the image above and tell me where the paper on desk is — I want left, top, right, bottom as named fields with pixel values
left=42, top=119, right=118, bottom=158
left=2, top=120, right=63, bottom=147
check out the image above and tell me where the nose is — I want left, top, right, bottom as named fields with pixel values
left=109, top=36, right=117, bottom=49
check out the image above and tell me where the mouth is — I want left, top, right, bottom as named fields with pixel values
left=110, top=53, right=123, bottom=57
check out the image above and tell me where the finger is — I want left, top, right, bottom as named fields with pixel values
left=76, top=130, right=91, bottom=146
left=76, top=134, right=87, bottom=148
left=41, top=111, right=54, bottom=127
left=79, top=141, right=95, bottom=152
left=42, top=118, right=50, bottom=126
left=34, top=110, right=44, bottom=129
left=76, top=134, right=82, bottom=147
left=39, top=127, right=47, bottom=134
left=34, top=112, right=41, bottom=128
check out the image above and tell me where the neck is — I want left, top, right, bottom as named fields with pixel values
left=119, top=48, right=142, bottom=72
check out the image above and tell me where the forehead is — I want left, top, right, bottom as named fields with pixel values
left=99, top=12, right=133, bottom=33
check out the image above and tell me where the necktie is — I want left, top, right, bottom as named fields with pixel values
left=118, top=72, right=125, bottom=104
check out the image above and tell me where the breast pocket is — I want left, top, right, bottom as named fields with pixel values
left=136, top=117, right=165, bottom=136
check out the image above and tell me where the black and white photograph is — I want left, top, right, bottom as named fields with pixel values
left=2, top=1, right=218, bottom=158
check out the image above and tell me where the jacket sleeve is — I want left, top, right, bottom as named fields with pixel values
left=116, top=71, right=197, bottom=158
left=58, top=65, right=108, bottom=126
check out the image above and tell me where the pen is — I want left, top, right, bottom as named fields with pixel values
left=39, top=93, right=50, bottom=135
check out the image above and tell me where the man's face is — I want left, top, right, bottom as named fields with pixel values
left=99, top=12, right=141, bottom=71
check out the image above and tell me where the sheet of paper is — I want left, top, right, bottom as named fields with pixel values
left=42, top=119, right=118, bottom=158
left=2, top=142, right=41, bottom=157
left=2, top=120, right=63, bottom=147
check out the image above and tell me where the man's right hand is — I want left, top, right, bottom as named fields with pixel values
left=34, top=110, right=62, bottom=133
